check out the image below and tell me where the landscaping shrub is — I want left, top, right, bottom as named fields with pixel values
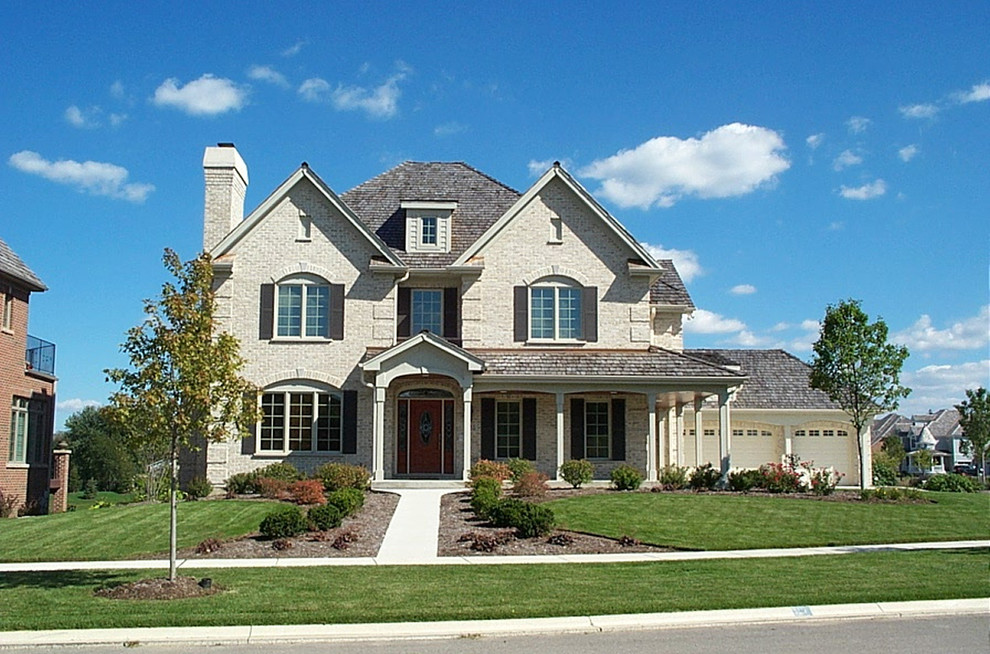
left=314, top=463, right=371, bottom=491
left=872, top=460, right=899, bottom=487
left=195, top=538, right=222, bottom=554
left=184, top=477, right=214, bottom=500
left=289, top=479, right=327, bottom=505
left=659, top=464, right=690, bottom=490
left=558, top=458, right=594, bottom=488
left=808, top=467, right=843, bottom=496
left=307, top=503, right=343, bottom=531
left=470, top=476, right=503, bottom=520
left=0, top=490, right=19, bottom=518
left=255, top=477, right=289, bottom=500
left=489, top=498, right=555, bottom=538
left=272, top=538, right=293, bottom=551
left=225, top=472, right=258, bottom=495
left=689, top=463, right=722, bottom=491
left=326, top=488, right=365, bottom=517
left=727, top=469, right=761, bottom=492
left=332, top=529, right=359, bottom=550
left=506, top=457, right=535, bottom=482
left=459, top=531, right=514, bottom=552
left=923, top=473, right=980, bottom=493
left=81, top=478, right=99, bottom=500
left=469, top=459, right=512, bottom=483
left=513, top=471, right=549, bottom=497
left=259, top=505, right=308, bottom=538
left=255, top=462, right=304, bottom=482
left=756, top=462, right=803, bottom=493
left=610, top=465, right=643, bottom=491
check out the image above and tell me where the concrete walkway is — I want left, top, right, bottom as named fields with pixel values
left=376, top=488, right=453, bottom=563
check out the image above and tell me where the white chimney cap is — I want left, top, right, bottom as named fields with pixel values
left=203, top=143, right=248, bottom=185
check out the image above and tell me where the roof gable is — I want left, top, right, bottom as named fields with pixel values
left=0, top=237, right=46, bottom=292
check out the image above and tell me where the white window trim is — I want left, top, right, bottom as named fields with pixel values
left=2, top=288, right=13, bottom=333
left=258, top=387, right=343, bottom=455
left=410, top=288, right=444, bottom=336
left=528, top=280, right=583, bottom=342
left=403, top=204, right=454, bottom=254
left=8, top=397, right=29, bottom=464
left=273, top=275, right=331, bottom=341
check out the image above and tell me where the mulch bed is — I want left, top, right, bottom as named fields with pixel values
left=95, top=576, right=220, bottom=601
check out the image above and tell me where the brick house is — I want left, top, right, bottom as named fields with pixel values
left=1, top=237, right=58, bottom=512
left=195, top=144, right=868, bottom=487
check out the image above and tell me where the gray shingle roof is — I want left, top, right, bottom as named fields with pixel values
left=650, top=260, right=694, bottom=308
left=688, top=349, right=839, bottom=410
left=472, top=347, right=745, bottom=379
left=0, top=237, right=46, bottom=292
left=341, top=162, right=521, bottom=267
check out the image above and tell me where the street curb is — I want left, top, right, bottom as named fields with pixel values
left=0, top=599, right=986, bottom=648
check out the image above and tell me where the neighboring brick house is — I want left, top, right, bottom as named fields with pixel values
left=1, top=237, right=57, bottom=512
left=196, top=144, right=868, bottom=487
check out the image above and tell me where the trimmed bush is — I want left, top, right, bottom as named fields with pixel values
left=755, top=462, right=803, bottom=493
left=689, top=463, right=722, bottom=491
left=255, top=462, right=304, bottom=482
left=469, top=459, right=512, bottom=483
left=225, top=472, right=257, bottom=495
left=923, top=473, right=980, bottom=493
left=256, top=477, right=289, bottom=500
left=559, top=459, right=594, bottom=488
left=610, top=465, right=643, bottom=491
left=489, top=498, right=555, bottom=538
left=872, top=460, right=899, bottom=487
left=308, top=503, right=343, bottom=531
left=326, top=488, right=365, bottom=517
left=259, top=505, right=308, bottom=538
left=289, top=479, right=326, bottom=505
left=470, top=476, right=503, bottom=520
left=513, top=471, right=549, bottom=497
left=659, top=465, right=690, bottom=490
left=506, top=458, right=536, bottom=482
left=184, top=477, right=213, bottom=500
left=314, top=463, right=371, bottom=492
left=860, top=487, right=926, bottom=503
left=727, top=469, right=760, bottom=493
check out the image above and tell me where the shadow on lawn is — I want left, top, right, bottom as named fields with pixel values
left=0, top=570, right=135, bottom=591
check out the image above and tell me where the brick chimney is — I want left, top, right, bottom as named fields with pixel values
left=203, top=143, right=249, bottom=251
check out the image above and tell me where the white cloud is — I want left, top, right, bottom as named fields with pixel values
left=640, top=242, right=703, bottom=282
left=684, top=309, right=746, bottom=334
left=580, top=123, right=789, bottom=209
left=152, top=74, right=247, bottom=116
left=840, top=179, right=886, bottom=200
left=828, top=221, right=845, bottom=231
left=109, top=113, right=127, bottom=127
left=806, top=133, right=824, bottom=149
left=893, top=306, right=990, bottom=352
left=899, top=360, right=990, bottom=415
left=56, top=398, right=102, bottom=414
left=331, top=72, right=406, bottom=118
left=953, top=81, right=990, bottom=104
left=730, top=284, right=756, bottom=295
left=434, top=122, right=467, bottom=137
left=846, top=116, right=871, bottom=133
left=248, top=65, right=289, bottom=88
left=110, top=80, right=125, bottom=99
left=832, top=149, right=862, bottom=171
left=298, top=77, right=331, bottom=102
left=65, top=105, right=99, bottom=128
left=899, top=103, right=939, bottom=119
left=527, top=158, right=575, bottom=177
left=8, top=150, right=154, bottom=203
left=281, top=40, right=306, bottom=57
left=898, top=145, right=919, bottom=162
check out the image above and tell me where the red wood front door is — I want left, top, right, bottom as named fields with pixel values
left=407, top=400, right=443, bottom=474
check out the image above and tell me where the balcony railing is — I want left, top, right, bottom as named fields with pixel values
left=26, top=335, right=56, bottom=376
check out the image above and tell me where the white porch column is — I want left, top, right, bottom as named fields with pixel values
left=717, top=390, right=732, bottom=478
left=461, top=386, right=473, bottom=481
left=859, top=424, right=873, bottom=489
left=657, top=409, right=666, bottom=469
left=555, top=392, right=565, bottom=480
left=373, top=385, right=386, bottom=481
left=694, top=397, right=704, bottom=467
left=646, top=392, right=657, bottom=481
left=667, top=407, right=677, bottom=467
left=674, top=403, right=685, bottom=467
left=784, top=425, right=793, bottom=458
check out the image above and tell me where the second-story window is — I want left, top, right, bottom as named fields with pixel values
left=411, top=289, right=442, bottom=334
left=277, top=275, right=329, bottom=338
left=530, top=284, right=582, bottom=340
left=2, top=288, right=12, bottom=331
left=420, top=216, right=438, bottom=246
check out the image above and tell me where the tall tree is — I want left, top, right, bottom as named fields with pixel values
left=105, top=249, right=257, bottom=580
left=955, top=387, right=989, bottom=484
left=810, top=299, right=910, bottom=489
left=63, top=406, right=139, bottom=493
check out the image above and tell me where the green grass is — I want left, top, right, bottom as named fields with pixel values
left=66, top=491, right=137, bottom=510
left=0, top=500, right=279, bottom=562
left=0, top=549, right=986, bottom=630
left=548, top=491, right=990, bottom=550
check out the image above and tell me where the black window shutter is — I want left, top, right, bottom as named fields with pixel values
left=259, top=284, right=274, bottom=340
left=570, top=398, right=585, bottom=460
left=342, top=390, right=358, bottom=454
left=443, top=287, right=459, bottom=341
left=397, top=287, right=411, bottom=339
left=611, top=398, right=626, bottom=461
left=241, top=423, right=257, bottom=455
left=522, top=398, right=537, bottom=461
left=329, top=283, right=345, bottom=340
left=513, top=286, right=528, bottom=342
left=481, top=398, right=496, bottom=460
left=582, top=286, right=598, bottom=342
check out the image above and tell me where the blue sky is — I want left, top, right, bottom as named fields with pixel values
left=2, top=1, right=987, bottom=429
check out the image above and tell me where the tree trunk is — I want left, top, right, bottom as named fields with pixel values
left=169, top=437, right=178, bottom=582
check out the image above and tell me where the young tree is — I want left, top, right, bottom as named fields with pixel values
left=810, top=299, right=910, bottom=489
left=956, top=387, right=989, bottom=484
left=105, top=249, right=257, bottom=580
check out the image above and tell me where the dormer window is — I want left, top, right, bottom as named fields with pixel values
left=402, top=201, right=456, bottom=253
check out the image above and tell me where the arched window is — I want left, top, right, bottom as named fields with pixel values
left=525, top=276, right=594, bottom=341
left=260, top=274, right=344, bottom=340
left=259, top=382, right=343, bottom=453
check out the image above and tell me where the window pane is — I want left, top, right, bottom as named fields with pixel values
left=411, top=289, right=442, bottom=334
left=27, top=400, right=46, bottom=464
left=496, top=401, right=521, bottom=459
left=288, top=393, right=313, bottom=450
left=277, top=285, right=302, bottom=337
left=9, top=398, right=28, bottom=463
left=260, top=393, right=285, bottom=451
left=585, top=401, right=610, bottom=459
left=421, top=216, right=437, bottom=245
left=316, top=394, right=342, bottom=451
left=558, top=288, right=582, bottom=338
left=305, top=285, right=329, bottom=337
left=530, top=288, right=555, bottom=339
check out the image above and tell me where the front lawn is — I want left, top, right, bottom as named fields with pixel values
left=0, top=549, right=985, bottom=630
left=547, top=491, right=990, bottom=550
left=0, top=500, right=279, bottom=562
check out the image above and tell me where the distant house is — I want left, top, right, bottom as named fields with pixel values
left=0, top=237, right=57, bottom=513
left=872, top=409, right=970, bottom=475
left=188, top=144, right=869, bottom=488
